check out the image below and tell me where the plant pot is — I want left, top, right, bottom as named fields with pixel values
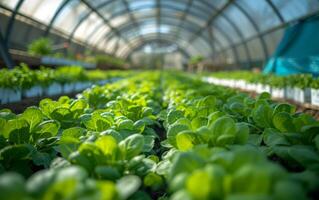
left=23, top=86, right=43, bottom=98
left=261, top=84, right=271, bottom=94
left=311, top=88, right=319, bottom=106
left=246, top=83, right=256, bottom=91
left=0, top=88, right=21, bottom=104
left=293, top=87, right=311, bottom=103
left=46, top=82, right=62, bottom=96
left=236, top=80, right=246, bottom=89
left=63, top=83, right=75, bottom=94
left=271, top=88, right=285, bottom=99
left=285, top=87, right=294, bottom=100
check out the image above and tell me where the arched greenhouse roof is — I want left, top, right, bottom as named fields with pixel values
left=0, top=0, right=319, bottom=67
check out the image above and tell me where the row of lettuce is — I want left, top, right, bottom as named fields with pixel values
left=28, top=37, right=128, bottom=69
left=0, top=65, right=131, bottom=104
left=205, top=71, right=319, bottom=105
left=0, top=71, right=318, bottom=199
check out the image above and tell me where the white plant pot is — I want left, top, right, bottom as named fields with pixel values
left=293, top=87, right=310, bottom=103
left=304, top=88, right=311, bottom=103
left=23, top=86, right=43, bottom=98
left=0, top=88, right=21, bottom=104
left=256, top=84, right=263, bottom=93
left=271, top=88, right=285, bottom=99
left=214, top=78, right=221, bottom=85
left=246, top=83, right=256, bottom=91
left=206, top=77, right=214, bottom=84
left=285, top=87, right=294, bottom=100
left=261, top=84, right=271, bottom=94
left=236, top=80, right=246, bottom=89
left=229, top=79, right=236, bottom=87
left=311, top=88, right=319, bottom=106
left=46, top=82, right=62, bottom=96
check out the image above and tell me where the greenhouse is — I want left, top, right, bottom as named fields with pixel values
left=0, top=0, right=319, bottom=199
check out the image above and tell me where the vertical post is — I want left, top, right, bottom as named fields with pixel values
left=0, top=30, right=14, bottom=68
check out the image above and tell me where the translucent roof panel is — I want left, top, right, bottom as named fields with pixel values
left=213, top=16, right=241, bottom=44
left=73, top=13, right=103, bottom=41
left=53, top=0, right=90, bottom=34
left=90, top=26, right=111, bottom=46
left=1, top=0, right=319, bottom=65
left=0, top=0, right=19, bottom=9
left=222, top=5, right=257, bottom=39
left=13, top=0, right=63, bottom=24
left=99, top=0, right=125, bottom=19
left=128, top=0, right=156, bottom=10
left=272, top=0, right=319, bottom=22
left=236, top=0, right=281, bottom=32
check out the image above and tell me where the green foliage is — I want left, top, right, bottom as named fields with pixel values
left=28, top=37, right=52, bottom=56
left=208, top=70, right=316, bottom=88
left=0, top=71, right=318, bottom=199
left=189, top=55, right=204, bottom=65
left=0, top=64, right=132, bottom=89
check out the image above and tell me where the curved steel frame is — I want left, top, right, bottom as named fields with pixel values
left=121, top=36, right=192, bottom=59
left=118, top=31, right=213, bottom=58
left=66, top=1, right=218, bottom=49
left=117, top=30, right=218, bottom=59
left=1, top=0, right=315, bottom=69
left=123, top=37, right=192, bottom=58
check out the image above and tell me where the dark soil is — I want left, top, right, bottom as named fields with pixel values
left=0, top=91, right=80, bottom=114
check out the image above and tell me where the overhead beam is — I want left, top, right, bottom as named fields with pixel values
left=4, top=0, right=25, bottom=46
left=0, top=27, right=15, bottom=68
left=122, top=0, right=145, bottom=42
left=44, top=0, right=72, bottom=36
left=233, top=1, right=269, bottom=60
left=187, top=0, right=234, bottom=44
left=80, top=0, right=134, bottom=52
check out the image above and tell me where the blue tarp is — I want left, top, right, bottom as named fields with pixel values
left=263, top=15, right=319, bottom=76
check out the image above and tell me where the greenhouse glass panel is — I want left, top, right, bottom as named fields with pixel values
left=73, top=13, right=102, bottom=41
left=211, top=27, right=231, bottom=48
left=54, top=0, right=89, bottom=34
left=160, top=0, right=187, bottom=11
left=114, top=39, right=126, bottom=56
left=223, top=4, right=257, bottom=39
left=99, top=0, right=125, bottom=18
left=203, top=0, right=228, bottom=9
left=225, top=48, right=235, bottom=64
left=18, top=0, right=63, bottom=24
left=89, top=26, right=111, bottom=46
left=160, top=8, right=183, bottom=19
left=236, top=44, right=248, bottom=62
left=105, top=37, right=118, bottom=52
left=272, top=0, right=319, bottom=22
left=191, top=39, right=209, bottom=55
left=192, top=38, right=212, bottom=57
left=247, top=38, right=264, bottom=61
left=214, top=16, right=241, bottom=43
left=192, top=0, right=216, bottom=16
left=132, top=9, right=156, bottom=20
left=85, top=21, right=107, bottom=44
left=109, top=14, right=130, bottom=27
left=0, top=0, right=19, bottom=9
left=128, top=0, right=155, bottom=10
left=263, top=28, right=284, bottom=56
left=123, top=29, right=140, bottom=40
left=236, top=0, right=281, bottom=32
left=187, top=4, right=211, bottom=21
left=85, top=0, right=110, bottom=7
left=186, top=15, right=206, bottom=27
